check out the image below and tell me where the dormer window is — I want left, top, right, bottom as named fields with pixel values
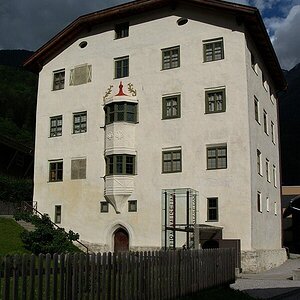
left=115, top=22, right=129, bottom=39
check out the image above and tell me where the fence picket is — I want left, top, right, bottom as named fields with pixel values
left=53, top=253, right=58, bottom=300
left=21, top=254, right=27, bottom=300
left=37, top=254, right=43, bottom=300
left=59, top=253, right=65, bottom=300
left=45, top=253, right=51, bottom=299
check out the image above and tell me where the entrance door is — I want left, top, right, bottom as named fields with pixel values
left=114, top=228, right=129, bottom=252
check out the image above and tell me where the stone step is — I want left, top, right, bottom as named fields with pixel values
left=16, top=220, right=36, bottom=232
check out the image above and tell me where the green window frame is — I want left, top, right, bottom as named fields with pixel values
left=162, top=150, right=182, bottom=173
left=53, top=69, right=65, bottom=90
left=49, top=160, right=63, bottom=182
left=205, top=89, right=226, bottom=114
left=203, top=38, right=224, bottom=62
left=73, top=111, right=87, bottom=134
left=106, top=154, right=136, bottom=175
left=115, top=22, right=129, bottom=39
left=50, top=115, right=62, bottom=137
left=100, top=201, right=109, bottom=213
left=114, top=56, right=129, bottom=78
left=207, top=145, right=227, bottom=170
left=207, top=198, right=218, bottom=221
left=128, top=200, right=137, bottom=212
left=105, top=102, right=137, bottom=125
left=254, top=97, right=260, bottom=123
left=55, top=205, right=62, bottom=224
left=162, top=46, right=180, bottom=70
left=162, top=95, right=181, bottom=119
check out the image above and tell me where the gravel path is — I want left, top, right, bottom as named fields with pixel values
left=231, top=258, right=300, bottom=299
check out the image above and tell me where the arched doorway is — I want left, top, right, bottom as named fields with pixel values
left=113, top=227, right=129, bottom=252
left=202, top=239, right=219, bottom=249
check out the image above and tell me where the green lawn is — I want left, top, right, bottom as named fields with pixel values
left=180, top=287, right=257, bottom=300
left=0, top=217, right=29, bottom=255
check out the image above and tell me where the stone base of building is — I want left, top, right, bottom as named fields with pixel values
left=241, top=248, right=287, bottom=273
left=75, top=240, right=160, bottom=253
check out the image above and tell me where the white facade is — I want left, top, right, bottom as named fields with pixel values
left=31, top=1, right=286, bottom=271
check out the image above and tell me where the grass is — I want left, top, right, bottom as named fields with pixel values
left=0, top=217, right=29, bottom=255
left=180, top=287, right=257, bottom=300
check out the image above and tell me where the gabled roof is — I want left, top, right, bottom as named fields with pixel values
left=23, top=0, right=287, bottom=91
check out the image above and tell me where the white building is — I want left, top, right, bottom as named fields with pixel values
left=25, top=0, right=287, bottom=272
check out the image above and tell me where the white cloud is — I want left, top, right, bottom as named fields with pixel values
left=267, top=5, right=300, bottom=69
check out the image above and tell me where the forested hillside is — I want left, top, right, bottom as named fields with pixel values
left=0, top=50, right=37, bottom=146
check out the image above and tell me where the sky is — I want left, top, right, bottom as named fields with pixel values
left=0, top=0, right=300, bottom=70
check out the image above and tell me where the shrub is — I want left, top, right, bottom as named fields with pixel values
left=15, top=212, right=81, bottom=254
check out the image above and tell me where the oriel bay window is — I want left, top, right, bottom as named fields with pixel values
left=106, top=154, right=136, bottom=175
left=105, top=102, right=137, bottom=125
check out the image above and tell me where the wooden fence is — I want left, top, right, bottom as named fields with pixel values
left=0, top=249, right=236, bottom=300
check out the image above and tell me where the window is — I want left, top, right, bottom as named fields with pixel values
left=254, top=97, right=260, bottom=123
left=49, top=160, right=63, bottom=182
left=274, top=201, right=278, bottom=215
left=162, top=46, right=180, bottom=70
left=257, top=192, right=262, bottom=213
left=205, top=89, right=226, bottom=113
left=53, top=69, right=65, bottom=90
left=207, top=198, right=218, bottom=221
left=262, top=72, right=267, bottom=90
left=106, top=154, right=136, bottom=175
left=55, top=205, right=62, bottom=224
left=162, top=150, right=182, bottom=173
left=271, top=121, right=275, bottom=144
left=100, top=201, right=109, bottom=213
left=128, top=200, right=137, bottom=212
left=266, top=159, right=270, bottom=182
left=263, top=110, right=268, bottom=134
left=105, top=102, right=137, bottom=125
left=50, top=115, right=62, bottom=137
left=114, top=56, right=129, bottom=78
left=273, top=165, right=277, bottom=187
left=203, top=38, right=224, bottom=62
left=207, top=145, right=227, bottom=170
left=73, top=111, right=87, bottom=134
left=70, top=64, right=92, bottom=86
left=251, top=51, right=257, bottom=72
left=115, top=22, right=129, bottom=39
left=71, top=158, right=86, bottom=180
left=266, top=197, right=270, bottom=212
left=162, top=95, right=181, bottom=119
left=257, top=150, right=262, bottom=175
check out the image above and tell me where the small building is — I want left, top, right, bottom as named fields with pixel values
left=24, top=0, right=287, bottom=272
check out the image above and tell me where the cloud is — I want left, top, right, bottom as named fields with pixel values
left=267, top=5, right=300, bottom=69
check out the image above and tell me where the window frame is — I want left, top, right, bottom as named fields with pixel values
left=50, top=115, right=63, bottom=137
left=55, top=205, right=62, bottom=224
left=161, top=46, right=180, bottom=70
left=273, top=165, right=277, bottom=188
left=73, top=111, right=87, bottom=134
left=162, top=95, right=181, bottom=119
left=162, top=150, right=182, bottom=173
left=71, top=158, right=87, bottom=180
left=105, top=102, right=137, bottom=125
left=115, top=22, right=129, bottom=39
left=128, top=200, right=137, bottom=212
left=257, top=149, right=262, bottom=176
left=207, top=145, right=227, bottom=170
left=52, top=69, right=65, bottom=91
left=257, top=191, right=262, bottom=213
left=100, top=201, right=109, bottom=213
left=49, top=160, right=63, bottom=182
left=105, top=154, right=136, bottom=176
left=205, top=88, right=226, bottom=114
left=203, top=38, right=224, bottom=62
left=266, top=158, right=270, bottom=182
left=114, top=56, right=129, bottom=79
left=263, top=110, right=268, bottom=135
left=254, top=97, right=260, bottom=124
left=271, top=121, right=275, bottom=144
left=207, top=197, right=218, bottom=222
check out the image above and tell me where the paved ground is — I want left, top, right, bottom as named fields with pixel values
left=231, top=256, right=300, bottom=299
